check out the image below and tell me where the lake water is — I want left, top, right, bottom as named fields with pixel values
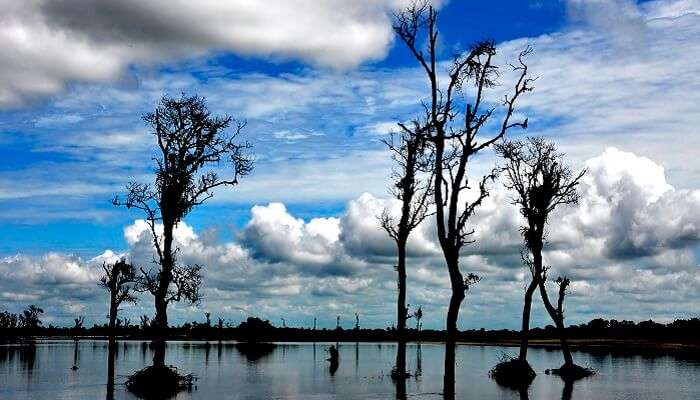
left=1, top=340, right=699, bottom=399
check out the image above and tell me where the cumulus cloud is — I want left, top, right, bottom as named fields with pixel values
left=0, top=0, right=436, bottom=107
left=2, top=148, right=699, bottom=328
left=2, top=0, right=700, bottom=328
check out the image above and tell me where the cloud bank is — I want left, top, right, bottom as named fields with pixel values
left=2, top=148, right=698, bottom=328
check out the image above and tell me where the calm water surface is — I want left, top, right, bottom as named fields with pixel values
left=1, top=340, right=699, bottom=399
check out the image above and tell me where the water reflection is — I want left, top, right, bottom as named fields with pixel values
left=561, top=378, right=574, bottom=400
left=0, top=343, right=37, bottom=374
left=355, top=342, right=359, bottom=375
left=106, top=341, right=116, bottom=400
left=327, top=344, right=339, bottom=376
left=518, top=387, right=529, bottom=400
left=415, top=343, right=422, bottom=377
left=394, top=340, right=407, bottom=400
left=444, top=342, right=456, bottom=399
left=71, top=340, right=80, bottom=370
left=1, top=341, right=699, bottom=400
left=235, top=342, right=277, bottom=362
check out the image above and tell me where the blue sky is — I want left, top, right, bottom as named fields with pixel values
left=0, top=0, right=699, bottom=329
left=0, top=0, right=568, bottom=257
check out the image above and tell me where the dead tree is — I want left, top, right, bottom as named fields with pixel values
left=381, top=126, right=432, bottom=380
left=413, top=306, right=423, bottom=331
left=99, top=259, right=137, bottom=341
left=113, top=94, right=253, bottom=367
left=380, top=130, right=432, bottom=329
left=393, top=2, right=533, bottom=395
left=496, top=137, right=585, bottom=375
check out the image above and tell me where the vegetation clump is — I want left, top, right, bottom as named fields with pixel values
left=489, top=354, right=536, bottom=388
left=546, top=363, right=595, bottom=380
left=125, top=364, right=196, bottom=399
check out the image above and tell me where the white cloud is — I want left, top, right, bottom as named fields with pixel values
left=0, top=0, right=439, bottom=107
left=495, top=0, right=700, bottom=188
left=3, top=149, right=699, bottom=329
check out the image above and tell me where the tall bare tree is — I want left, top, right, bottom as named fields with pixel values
left=496, top=137, right=586, bottom=377
left=99, top=259, right=137, bottom=341
left=380, top=126, right=432, bottom=379
left=393, top=2, right=533, bottom=396
left=113, top=94, right=253, bottom=367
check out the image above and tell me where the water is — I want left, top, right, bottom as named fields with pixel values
left=1, top=340, right=699, bottom=399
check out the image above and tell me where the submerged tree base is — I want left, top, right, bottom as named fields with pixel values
left=390, top=366, right=413, bottom=380
left=126, top=365, right=196, bottom=399
left=545, top=363, right=595, bottom=380
left=489, top=356, right=537, bottom=388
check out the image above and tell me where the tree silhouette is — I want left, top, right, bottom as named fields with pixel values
left=413, top=306, right=423, bottom=331
left=99, top=259, right=138, bottom=341
left=113, top=93, right=253, bottom=368
left=380, top=126, right=432, bottom=379
left=0, top=311, right=18, bottom=329
left=496, top=137, right=588, bottom=378
left=393, top=1, right=533, bottom=396
left=20, top=305, right=43, bottom=331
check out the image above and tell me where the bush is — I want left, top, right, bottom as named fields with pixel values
left=125, top=365, right=195, bottom=399
left=489, top=354, right=536, bottom=388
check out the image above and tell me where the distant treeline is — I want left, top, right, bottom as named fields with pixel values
left=1, top=306, right=698, bottom=346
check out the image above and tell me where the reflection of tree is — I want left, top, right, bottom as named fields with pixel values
left=415, top=343, right=422, bottom=378
left=235, top=342, right=276, bottom=362
left=19, top=344, right=37, bottom=374
left=518, top=387, right=529, bottom=400
left=106, top=342, right=116, bottom=400
left=71, top=340, right=80, bottom=370
left=561, top=379, right=574, bottom=400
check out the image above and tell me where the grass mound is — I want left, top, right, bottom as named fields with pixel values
left=546, top=363, right=595, bottom=380
left=125, top=365, right=196, bottom=399
left=489, top=355, right=536, bottom=388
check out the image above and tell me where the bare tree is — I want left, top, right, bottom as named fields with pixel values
left=73, top=316, right=85, bottom=330
left=99, top=259, right=137, bottom=341
left=139, top=315, right=150, bottom=330
left=393, top=2, right=533, bottom=395
left=380, top=127, right=432, bottom=379
left=413, top=306, right=423, bottom=331
left=496, top=137, right=586, bottom=377
left=113, top=94, right=253, bottom=367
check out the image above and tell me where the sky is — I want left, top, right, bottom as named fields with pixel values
left=0, top=0, right=699, bottom=330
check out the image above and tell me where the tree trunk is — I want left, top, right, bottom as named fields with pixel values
left=443, top=264, right=465, bottom=399
left=152, top=296, right=168, bottom=367
left=519, top=278, right=538, bottom=361
left=395, top=240, right=408, bottom=379
left=108, top=293, right=118, bottom=339
left=152, top=220, right=174, bottom=367
left=554, top=315, right=574, bottom=366
left=442, top=251, right=464, bottom=400
left=397, top=242, right=408, bottom=334
left=538, top=280, right=574, bottom=366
